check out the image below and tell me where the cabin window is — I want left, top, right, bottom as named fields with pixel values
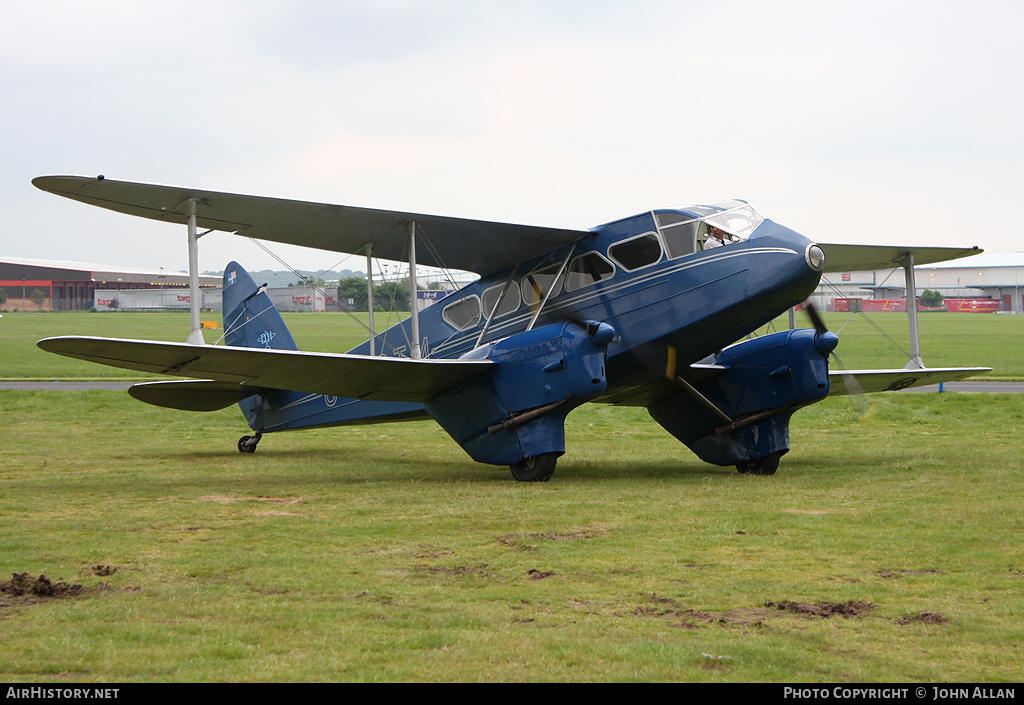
left=656, top=214, right=699, bottom=259
left=441, top=295, right=481, bottom=331
left=481, top=281, right=521, bottom=319
left=521, top=264, right=566, bottom=306
left=608, top=232, right=663, bottom=271
left=563, top=252, right=615, bottom=292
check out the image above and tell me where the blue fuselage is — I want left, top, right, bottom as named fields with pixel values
left=252, top=210, right=822, bottom=431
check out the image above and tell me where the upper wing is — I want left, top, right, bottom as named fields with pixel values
left=37, top=336, right=495, bottom=403
left=32, top=175, right=588, bottom=276
left=817, top=243, right=983, bottom=272
left=828, top=367, right=992, bottom=395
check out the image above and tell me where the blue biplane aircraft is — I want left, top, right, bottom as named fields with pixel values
left=34, top=176, right=990, bottom=481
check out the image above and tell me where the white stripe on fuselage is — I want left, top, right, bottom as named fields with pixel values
left=425, top=246, right=799, bottom=359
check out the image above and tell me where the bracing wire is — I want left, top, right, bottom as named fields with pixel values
left=818, top=275, right=912, bottom=358
left=243, top=236, right=404, bottom=356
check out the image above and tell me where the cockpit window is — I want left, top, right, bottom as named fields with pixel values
left=564, top=252, right=615, bottom=292
left=608, top=232, right=663, bottom=271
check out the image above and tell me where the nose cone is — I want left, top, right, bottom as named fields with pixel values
left=814, top=331, right=839, bottom=356
left=588, top=321, right=616, bottom=349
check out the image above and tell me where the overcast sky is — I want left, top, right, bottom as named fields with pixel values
left=3, top=0, right=1022, bottom=276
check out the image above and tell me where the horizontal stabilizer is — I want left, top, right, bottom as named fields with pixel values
left=129, top=380, right=265, bottom=411
left=828, top=367, right=992, bottom=395
left=38, top=336, right=495, bottom=403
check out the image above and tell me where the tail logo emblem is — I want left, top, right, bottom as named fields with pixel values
left=257, top=330, right=277, bottom=348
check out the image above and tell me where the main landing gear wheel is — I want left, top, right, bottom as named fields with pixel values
left=736, top=451, right=781, bottom=476
left=238, top=433, right=262, bottom=453
left=510, top=453, right=559, bottom=482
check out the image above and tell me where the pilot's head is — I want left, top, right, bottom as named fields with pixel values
left=709, top=226, right=725, bottom=240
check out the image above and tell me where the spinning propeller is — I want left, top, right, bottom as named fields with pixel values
left=804, top=302, right=873, bottom=418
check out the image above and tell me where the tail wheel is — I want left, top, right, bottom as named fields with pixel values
left=736, top=451, right=781, bottom=475
left=238, top=433, right=262, bottom=453
left=510, top=453, right=559, bottom=482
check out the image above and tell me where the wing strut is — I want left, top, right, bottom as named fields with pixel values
left=899, top=252, right=924, bottom=369
left=185, top=198, right=205, bottom=345
left=526, top=243, right=577, bottom=332
left=365, top=243, right=375, bottom=355
left=408, top=221, right=421, bottom=359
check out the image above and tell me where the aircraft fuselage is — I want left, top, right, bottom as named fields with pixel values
left=253, top=205, right=823, bottom=432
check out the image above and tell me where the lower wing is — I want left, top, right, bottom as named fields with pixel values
left=37, top=336, right=494, bottom=403
left=828, top=367, right=992, bottom=395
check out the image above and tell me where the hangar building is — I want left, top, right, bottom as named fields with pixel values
left=809, top=251, right=1024, bottom=313
left=0, top=257, right=220, bottom=311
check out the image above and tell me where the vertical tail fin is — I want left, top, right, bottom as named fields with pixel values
left=222, top=262, right=298, bottom=351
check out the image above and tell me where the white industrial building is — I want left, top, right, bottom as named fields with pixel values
left=809, top=251, right=1024, bottom=313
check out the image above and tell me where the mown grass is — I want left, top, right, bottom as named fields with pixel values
left=0, top=308, right=1020, bottom=681
left=2, top=309, right=1021, bottom=379
left=1, top=389, right=1022, bottom=682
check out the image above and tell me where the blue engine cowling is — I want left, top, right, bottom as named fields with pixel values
left=426, top=321, right=614, bottom=466
left=648, top=328, right=837, bottom=466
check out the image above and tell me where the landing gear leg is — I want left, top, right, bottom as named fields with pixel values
left=510, top=452, right=559, bottom=482
left=238, top=432, right=262, bottom=453
left=736, top=451, right=781, bottom=475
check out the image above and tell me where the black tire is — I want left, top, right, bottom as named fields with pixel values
left=238, top=435, right=258, bottom=453
left=736, top=452, right=781, bottom=475
left=510, top=453, right=559, bottom=482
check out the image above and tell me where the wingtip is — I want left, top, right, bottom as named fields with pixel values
left=32, top=175, right=105, bottom=192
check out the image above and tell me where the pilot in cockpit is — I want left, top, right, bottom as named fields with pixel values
left=704, top=225, right=729, bottom=249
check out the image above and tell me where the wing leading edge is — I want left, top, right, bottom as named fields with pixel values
left=828, top=367, right=992, bottom=395
left=37, top=336, right=495, bottom=403
left=32, top=175, right=588, bottom=276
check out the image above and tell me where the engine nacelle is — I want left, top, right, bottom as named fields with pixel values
left=426, top=321, right=613, bottom=466
left=649, top=329, right=836, bottom=466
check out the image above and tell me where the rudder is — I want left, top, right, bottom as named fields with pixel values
left=222, top=262, right=298, bottom=351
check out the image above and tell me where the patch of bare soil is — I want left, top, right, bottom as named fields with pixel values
left=1, top=572, right=87, bottom=599
left=616, top=593, right=718, bottom=630
left=201, top=495, right=301, bottom=505
left=874, top=568, right=942, bottom=579
left=414, top=564, right=496, bottom=578
left=0, top=568, right=129, bottom=616
left=765, top=600, right=875, bottom=618
left=895, top=611, right=950, bottom=625
left=497, top=528, right=612, bottom=551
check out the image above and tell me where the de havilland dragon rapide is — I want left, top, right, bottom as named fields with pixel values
left=33, top=176, right=989, bottom=481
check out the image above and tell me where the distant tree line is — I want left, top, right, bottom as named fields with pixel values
left=920, top=289, right=944, bottom=308
left=334, top=277, right=444, bottom=312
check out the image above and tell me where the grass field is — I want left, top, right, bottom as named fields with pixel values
left=0, top=310, right=1022, bottom=682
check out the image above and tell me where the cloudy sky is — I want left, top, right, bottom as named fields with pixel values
left=3, top=0, right=1022, bottom=275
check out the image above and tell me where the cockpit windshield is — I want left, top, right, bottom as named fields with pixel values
left=653, top=200, right=764, bottom=257
left=685, top=200, right=764, bottom=239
